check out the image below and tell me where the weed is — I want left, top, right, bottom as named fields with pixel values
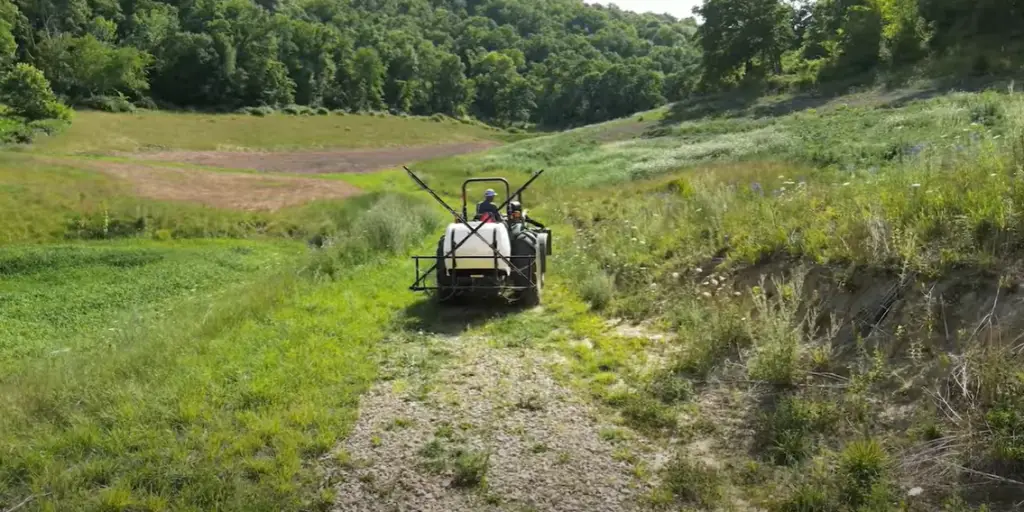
left=647, top=370, right=694, bottom=404
left=579, top=271, right=615, bottom=310
left=451, top=449, right=490, bottom=488
left=621, top=394, right=678, bottom=432
left=837, top=439, right=891, bottom=508
left=599, top=426, right=633, bottom=443
left=757, top=395, right=840, bottom=465
left=387, top=417, right=414, bottom=430
left=515, top=393, right=545, bottom=411
left=660, top=455, right=725, bottom=508
left=434, top=423, right=455, bottom=439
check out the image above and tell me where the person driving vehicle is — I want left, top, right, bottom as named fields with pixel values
left=476, top=188, right=501, bottom=222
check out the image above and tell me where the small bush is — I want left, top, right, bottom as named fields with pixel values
left=27, top=119, right=66, bottom=136
left=672, top=302, right=752, bottom=379
left=238, top=106, right=274, bottom=117
left=0, top=63, right=71, bottom=121
left=282, top=104, right=312, bottom=116
left=314, top=106, right=330, bottom=115
left=81, top=95, right=136, bottom=113
left=133, top=97, right=158, bottom=110
left=579, top=271, right=615, bottom=310
left=660, top=456, right=724, bottom=507
left=772, top=483, right=832, bottom=512
left=647, top=370, right=694, bottom=404
left=746, top=275, right=810, bottom=388
left=451, top=449, right=489, bottom=488
left=621, top=394, right=677, bottom=431
left=304, top=193, right=443, bottom=278
left=757, top=396, right=838, bottom=465
left=837, top=439, right=890, bottom=508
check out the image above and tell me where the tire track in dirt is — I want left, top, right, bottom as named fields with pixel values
left=328, top=330, right=657, bottom=512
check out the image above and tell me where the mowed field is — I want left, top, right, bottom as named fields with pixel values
left=6, top=86, right=1024, bottom=511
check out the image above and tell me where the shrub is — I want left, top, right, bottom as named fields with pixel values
left=451, top=449, right=489, bottom=487
left=304, top=193, right=443, bottom=278
left=133, top=96, right=158, bottom=110
left=314, top=106, right=329, bottom=115
left=282, top=104, right=312, bottom=116
left=579, top=271, right=615, bottom=310
left=80, top=95, right=135, bottom=113
left=647, top=370, right=694, bottom=404
left=0, top=63, right=71, bottom=121
left=757, top=396, right=839, bottom=465
left=837, top=439, right=891, bottom=508
left=621, top=394, right=677, bottom=431
left=238, top=106, right=275, bottom=117
left=672, top=301, right=752, bottom=379
left=746, top=274, right=810, bottom=388
left=660, top=455, right=724, bottom=507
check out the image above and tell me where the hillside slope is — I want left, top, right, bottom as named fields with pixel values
left=4, top=83, right=1024, bottom=512
left=399, top=84, right=1024, bottom=511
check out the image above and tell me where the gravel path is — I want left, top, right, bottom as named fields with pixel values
left=329, top=334, right=652, bottom=512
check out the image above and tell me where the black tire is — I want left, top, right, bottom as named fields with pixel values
left=512, top=231, right=541, bottom=306
left=536, top=233, right=548, bottom=277
left=435, top=236, right=456, bottom=303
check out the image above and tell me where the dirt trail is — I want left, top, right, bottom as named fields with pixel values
left=130, top=141, right=498, bottom=174
left=328, top=330, right=655, bottom=512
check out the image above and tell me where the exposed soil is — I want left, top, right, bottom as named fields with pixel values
left=63, top=158, right=361, bottom=210
left=327, top=331, right=656, bottom=512
left=129, top=141, right=499, bottom=174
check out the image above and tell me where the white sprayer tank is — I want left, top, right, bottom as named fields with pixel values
left=442, top=222, right=512, bottom=274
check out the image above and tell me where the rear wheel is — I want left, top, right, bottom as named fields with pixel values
left=435, top=236, right=456, bottom=303
left=512, top=231, right=542, bottom=307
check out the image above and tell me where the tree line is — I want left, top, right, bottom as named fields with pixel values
left=0, top=0, right=700, bottom=127
left=696, top=0, right=1024, bottom=92
left=0, top=0, right=1020, bottom=128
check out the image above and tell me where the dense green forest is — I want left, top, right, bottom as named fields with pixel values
left=0, top=0, right=1021, bottom=129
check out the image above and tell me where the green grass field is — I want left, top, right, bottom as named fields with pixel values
left=29, top=110, right=504, bottom=154
left=0, top=239, right=301, bottom=365
left=4, top=86, right=1024, bottom=511
left=398, top=87, right=1024, bottom=510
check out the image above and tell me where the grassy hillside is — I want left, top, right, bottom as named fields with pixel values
left=397, top=85, right=1024, bottom=511
left=29, top=110, right=504, bottom=155
left=5, top=84, right=1024, bottom=512
left=0, top=193, right=446, bottom=510
left=0, top=112, right=466, bottom=510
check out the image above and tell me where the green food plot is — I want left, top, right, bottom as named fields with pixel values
left=0, top=239, right=302, bottom=365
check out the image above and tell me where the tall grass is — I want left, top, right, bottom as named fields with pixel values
left=460, top=88, right=1024, bottom=511
left=0, top=194, right=437, bottom=510
left=303, top=192, right=444, bottom=277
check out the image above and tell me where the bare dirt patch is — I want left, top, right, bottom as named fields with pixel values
left=130, top=142, right=499, bottom=174
left=328, top=332, right=655, bottom=511
left=63, top=159, right=361, bottom=210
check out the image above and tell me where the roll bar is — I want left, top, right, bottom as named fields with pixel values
left=461, top=178, right=510, bottom=220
